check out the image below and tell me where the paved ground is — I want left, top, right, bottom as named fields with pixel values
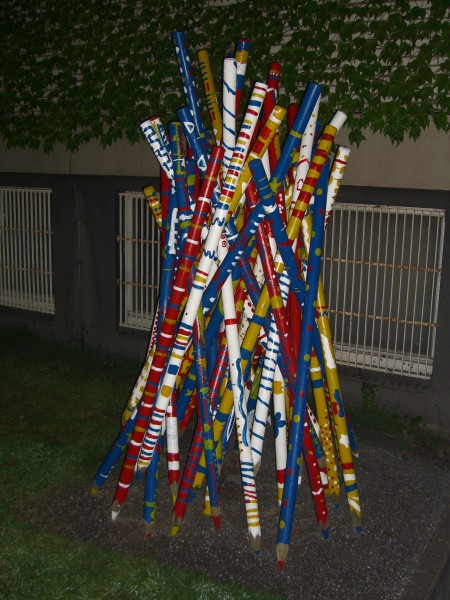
left=23, top=426, right=450, bottom=599
left=403, top=500, right=450, bottom=600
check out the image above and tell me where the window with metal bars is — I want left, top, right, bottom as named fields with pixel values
left=322, top=203, right=445, bottom=379
left=0, top=186, right=55, bottom=314
left=116, top=194, right=445, bottom=380
left=117, top=191, right=161, bottom=330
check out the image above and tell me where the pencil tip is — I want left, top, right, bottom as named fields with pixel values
left=111, top=500, right=121, bottom=522
left=89, top=483, right=101, bottom=495
left=171, top=512, right=183, bottom=528
left=350, top=508, right=362, bottom=531
left=211, top=507, right=221, bottom=530
left=276, top=542, right=289, bottom=567
left=170, top=525, right=179, bottom=537
left=320, top=517, right=330, bottom=540
left=249, top=533, right=261, bottom=553
left=144, top=522, right=154, bottom=539
left=170, top=482, right=179, bottom=503
left=329, top=492, right=340, bottom=508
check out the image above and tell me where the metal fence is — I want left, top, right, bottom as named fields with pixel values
left=0, top=186, right=55, bottom=314
left=112, top=194, right=447, bottom=380
left=322, top=202, right=445, bottom=379
left=117, top=191, right=161, bottom=330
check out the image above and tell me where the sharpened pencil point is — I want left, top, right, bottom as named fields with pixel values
left=211, top=506, right=221, bottom=530
left=172, top=513, right=183, bottom=525
left=144, top=522, right=154, bottom=539
left=170, top=483, right=178, bottom=505
left=111, top=500, right=121, bottom=522
left=250, top=533, right=261, bottom=554
left=320, top=517, right=330, bottom=540
left=329, top=492, right=340, bottom=507
left=170, top=525, right=179, bottom=537
left=350, top=508, right=362, bottom=532
left=277, top=542, right=288, bottom=568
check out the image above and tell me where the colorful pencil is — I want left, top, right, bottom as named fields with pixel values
left=276, top=161, right=330, bottom=569
left=198, top=48, right=223, bottom=145
left=111, top=147, right=223, bottom=517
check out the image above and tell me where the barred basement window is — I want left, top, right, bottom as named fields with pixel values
left=322, top=203, right=445, bottom=379
left=0, top=187, right=55, bottom=314
left=117, top=191, right=161, bottom=330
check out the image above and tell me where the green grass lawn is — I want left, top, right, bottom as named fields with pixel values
left=0, top=327, right=276, bottom=600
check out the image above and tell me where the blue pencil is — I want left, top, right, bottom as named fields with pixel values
left=276, top=160, right=330, bottom=569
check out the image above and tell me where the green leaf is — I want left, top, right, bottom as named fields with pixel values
left=0, top=0, right=448, bottom=150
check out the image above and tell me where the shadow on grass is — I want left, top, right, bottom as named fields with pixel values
left=0, top=326, right=280, bottom=600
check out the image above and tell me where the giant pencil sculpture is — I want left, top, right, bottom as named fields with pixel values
left=93, top=30, right=362, bottom=568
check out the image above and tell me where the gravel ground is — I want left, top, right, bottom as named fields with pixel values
left=23, top=427, right=450, bottom=600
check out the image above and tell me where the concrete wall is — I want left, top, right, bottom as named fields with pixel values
left=0, top=138, right=160, bottom=178
left=335, top=123, right=450, bottom=191
left=0, top=172, right=156, bottom=361
left=1, top=122, right=449, bottom=190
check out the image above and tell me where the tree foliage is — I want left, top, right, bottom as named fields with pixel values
left=0, top=0, right=448, bottom=151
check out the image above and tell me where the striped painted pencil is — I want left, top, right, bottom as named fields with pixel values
left=276, top=162, right=330, bottom=570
